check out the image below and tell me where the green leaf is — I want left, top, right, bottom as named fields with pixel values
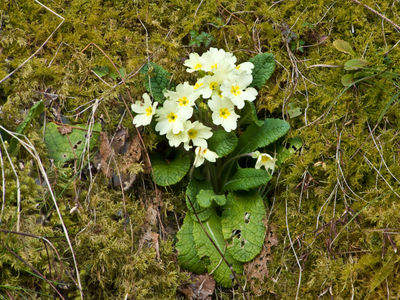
left=221, top=191, right=266, bottom=262
left=341, top=74, right=354, bottom=86
left=189, top=30, right=215, bottom=47
left=92, top=66, right=109, bottom=78
left=192, top=213, right=243, bottom=287
left=110, top=67, right=126, bottom=80
left=140, top=62, right=171, bottom=103
left=186, top=179, right=214, bottom=222
left=176, top=215, right=207, bottom=274
left=332, top=39, right=355, bottom=55
left=207, top=130, right=238, bottom=157
left=344, top=58, right=369, bottom=70
left=223, top=167, right=271, bottom=192
left=44, top=122, right=101, bottom=166
left=239, top=101, right=263, bottom=127
left=9, top=100, right=44, bottom=154
left=276, top=136, right=303, bottom=165
left=197, top=189, right=226, bottom=208
left=288, top=103, right=302, bottom=118
left=151, top=150, right=191, bottom=186
left=377, top=92, right=400, bottom=124
left=236, top=118, right=290, bottom=154
left=249, top=53, right=275, bottom=89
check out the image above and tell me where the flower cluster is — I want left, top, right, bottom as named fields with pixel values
left=132, top=48, right=259, bottom=167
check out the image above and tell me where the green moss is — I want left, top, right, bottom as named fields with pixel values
left=1, top=0, right=400, bottom=298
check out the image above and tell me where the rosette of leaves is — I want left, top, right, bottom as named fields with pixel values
left=143, top=53, right=296, bottom=286
left=175, top=114, right=290, bottom=286
left=332, top=39, right=371, bottom=87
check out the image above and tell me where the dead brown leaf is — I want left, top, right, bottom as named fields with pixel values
left=111, top=127, right=129, bottom=154
left=57, top=124, right=72, bottom=135
left=99, top=132, right=113, bottom=177
left=180, top=274, right=215, bottom=300
left=245, top=221, right=278, bottom=296
left=98, top=128, right=143, bottom=188
left=119, top=134, right=142, bottom=174
left=151, top=232, right=160, bottom=260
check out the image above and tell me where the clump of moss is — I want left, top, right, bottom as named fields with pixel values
left=1, top=0, right=400, bottom=298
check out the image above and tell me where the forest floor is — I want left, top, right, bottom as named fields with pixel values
left=1, top=0, right=400, bottom=299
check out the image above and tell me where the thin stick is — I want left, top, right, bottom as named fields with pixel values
left=0, top=229, right=77, bottom=286
left=0, top=142, right=5, bottom=223
left=285, top=195, right=302, bottom=300
left=367, top=122, right=400, bottom=185
left=0, top=127, right=84, bottom=299
left=0, top=240, right=66, bottom=300
left=194, top=0, right=206, bottom=17
left=81, top=43, right=125, bottom=82
left=186, top=195, right=249, bottom=300
left=0, top=0, right=65, bottom=84
left=351, top=0, right=400, bottom=32
left=0, top=135, right=21, bottom=232
left=364, top=155, right=400, bottom=199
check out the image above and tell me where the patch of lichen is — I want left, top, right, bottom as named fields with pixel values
left=1, top=0, right=400, bottom=298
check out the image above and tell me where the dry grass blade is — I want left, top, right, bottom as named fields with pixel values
left=0, top=126, right=83, bottom=300
left=0, top=0, right=65, bottom=84
left=0, top=135, right=21, bottom=231
left=351, top=0, right=400, bottom=31
left=0, top=229, right=79, bottom=288
left=285, top=194, right=302, bottom=300
left=0, top=141, right=6, bottom=224
left=0, top=240, right=66, bottom=300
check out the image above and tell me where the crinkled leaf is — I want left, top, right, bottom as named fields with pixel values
left=189, top=30, right=215, bottom=47
left=151, top=150, right=190, bottom=186
left=221, top=191, right=266, bottom=262
left=186, top=179, right=214, bottom=222
left=223, top=167, right=271, bottom=192
left=249, top=53, right=275, bottom=89
left=288, top=103, right=302, bottom=118
left=239, top=101, right=263, bottom=127
left=333, top=39, right=355, bottom=55
left=276, top=136, right=303, bottom=165
left=197, top=189, right=226, bottom=208
left=44, top=122, right=101, bottom=166
left=344, top=58, right=368, bottom=70
left=140, top=62, right=171, bottom=103
left=92, top=66, right=109, bottom=78
left=176, top=215, right=207, bottom=274
left=9, top=100, right=44, bottom=153
left=207, top=130, right=238, bottom=157
left=192, top=212, right=243, bottom=287
left=235, top=118, right=290, bottom=154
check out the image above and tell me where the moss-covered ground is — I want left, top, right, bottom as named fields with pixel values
left=1, top=0, right=400, bottom=299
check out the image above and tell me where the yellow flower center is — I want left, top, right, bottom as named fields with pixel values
left=236, top=65, right=240, bottom=70
left=167, top=112, right=177, bottom=122
left=231, top=85, right=241, bottom=96
left=145, top=106, right=153, bottom=116
left=194, top=63, right=202, bottom=70
left=194, top=82, right=203, bottom=90
left=178, top=96, right=189, bottom=106
left=219, top=108, right=230, bottom=119
left=209, top=82, right=218, bottom=90
left=261, top=155, right=271, bottom=163
left=202, top=149, right=208, bottom=155
left=211, top=63, right=217, bottom=70
left=188, top=129, right=197, bottom=139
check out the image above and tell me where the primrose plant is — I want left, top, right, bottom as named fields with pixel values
left=132, top=48, right=291, bottom=287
